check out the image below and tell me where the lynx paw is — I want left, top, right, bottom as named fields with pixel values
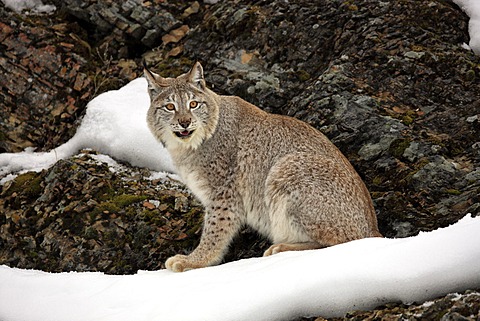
left=263, top=242, right=322, bottom=256
left=165, top=254, right=205, bottom=272
left=263, top=244, right=288, bottom=256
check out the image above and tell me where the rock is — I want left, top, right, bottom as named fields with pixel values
left=411, top=156, right=458, bottom=189
left=162, top=25, right=190, bottom=45
left=182, top=1, right=200, bottom=19
left=466, top=114, right=479, bottom=123
left=403, top=141, right=422, bottom=162
left=324, top=290, right=480, bottom=321
left=358, top=135, right=400, bottom=161
left=0, top=151, right=206, bottom=274
left=50, top=0, right=182, bottom=48
left=404, top=50, right=426, bottom=59
left=0, top=5, right=137, bottom=153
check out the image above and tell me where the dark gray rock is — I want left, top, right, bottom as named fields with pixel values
left=50, top=0, right=182, bottom=48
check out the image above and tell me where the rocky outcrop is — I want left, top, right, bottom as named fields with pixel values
left=0, top=4, right=138, bottom=153
left=0, top=151, right=206, bottom=273
left=50, top=0, right=182, bottom=48
left=0, top=0, right=479, bottom=319
left=181, top=0, right=480, bottom=237
left=321, top=290, right=480, bottom=321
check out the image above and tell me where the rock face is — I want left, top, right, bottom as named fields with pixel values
left=182, top=0, right=480, bottom=238
left=325, top=290, right=480, bottom=321
left=0, top=0, right=479, bottom=319
left=0, top=4, right=138, bottom=153
left=0, top=151, right=205, bottom=274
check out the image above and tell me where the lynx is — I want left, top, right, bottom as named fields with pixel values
left=145, top=62, right=382, bottom=272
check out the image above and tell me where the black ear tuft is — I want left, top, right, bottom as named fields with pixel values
left=144, top=67, right=159, bottom=94
left=188, top=61, right=206, bottom=90
left=143, top=63, right=169, bottom=97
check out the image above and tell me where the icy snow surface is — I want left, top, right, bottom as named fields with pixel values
left=0, top=215, right=479, bottom=321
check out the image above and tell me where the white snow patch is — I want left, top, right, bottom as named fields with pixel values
left=147, top=199, right=161, bottom=208
left=0, top=215, right=479, bottom=321
left=88, top=153, right=127, bottom=173
left=0, top=78, right=175, bottom=184
left=453, top=0, right=480, bottom=54
left=147, top=170, right=182, bottom=182
left=1, top=0, right=55, bottom=14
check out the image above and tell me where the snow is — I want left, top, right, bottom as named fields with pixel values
left=0, top=215, right=479, bottom=321
left=0, top=78, right=175, bottom=185
left=1, top=0, right=55, bottom=14
left=453, top=0, right=480, bottom=54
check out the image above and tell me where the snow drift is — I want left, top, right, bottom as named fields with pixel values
left=0, top=215, right=479, bottom=321
left=0, top=78, right=174, bottom=184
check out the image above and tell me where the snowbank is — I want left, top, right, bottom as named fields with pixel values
left=0, top=78, right=175, bottom=184
left=1, top=215, right=479, bottom=321
left=453, top=0, right=480, bottom=54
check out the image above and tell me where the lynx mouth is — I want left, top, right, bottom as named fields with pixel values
left=174, top=130, right=194, bottom=139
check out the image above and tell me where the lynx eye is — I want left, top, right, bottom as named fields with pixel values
left=189, top=101, right=199, bottom=109
left=164, top=103, right=175, bottom=111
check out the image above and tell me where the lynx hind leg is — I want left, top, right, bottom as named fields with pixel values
left=263, top=242, right=323, bottom=257
left=265, top=153, right=375, bottom=255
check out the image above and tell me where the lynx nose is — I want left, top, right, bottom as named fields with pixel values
left=178, top=118, right=191, bottom=129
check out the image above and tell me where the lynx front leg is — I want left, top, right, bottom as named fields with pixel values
left=166, top=207, right=241, bottom=272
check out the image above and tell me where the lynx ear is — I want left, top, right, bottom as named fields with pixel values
left=143, top=63, right=169, bottom=96
left=188, top=61, right=206, bottom=91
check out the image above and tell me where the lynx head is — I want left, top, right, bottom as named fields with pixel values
left=144, top=62, right=219, bottom=150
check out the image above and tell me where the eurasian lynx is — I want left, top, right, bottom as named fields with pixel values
left=145, top=62, right=382, bottom=272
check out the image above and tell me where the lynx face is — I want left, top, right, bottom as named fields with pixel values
left=145, top=63, right=219, bottom=150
